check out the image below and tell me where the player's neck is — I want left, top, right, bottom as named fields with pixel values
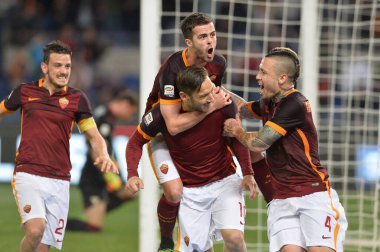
left=186, top=48, right=206, bottom=67
left=274, top=87, right=294, bottom=103
left=43, top=80, right=65, bottom=95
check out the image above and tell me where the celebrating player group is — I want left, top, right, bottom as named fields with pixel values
left=0, top=11, right=348, bottom=252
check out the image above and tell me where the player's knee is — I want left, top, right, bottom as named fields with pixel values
left=25, top=226, right=44, bottom=243
left=223, top=231, right=245, bottom=250
left=164, top=187, right=182, bottom=203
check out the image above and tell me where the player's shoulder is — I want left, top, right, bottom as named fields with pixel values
left=141, top=104, right=164, bottom=127
left=18, top=80, right=39, bottom=89
left=159, top=50, right=185, bottom=73
left=284, top=90, right=307, bottom=105
left=213, top=52, right=227, bottom=65
left=164, top=50, right=184, bottom=66
left=66, top=86, right=87, bottom=97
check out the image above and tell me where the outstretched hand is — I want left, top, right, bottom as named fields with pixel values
left=242, top=175, right=259, bottom=200
left=126, top=176, right=145, bottom=194
left=94, top=156, right=119, bottom=174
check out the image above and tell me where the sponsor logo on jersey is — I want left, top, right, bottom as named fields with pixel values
left=322, top=235, right=331, bottom=239
left=144, top=112, right=153, bottom=126
left=184, top=236, right=190, bottom=246
left=28, top=97, right=41, bottom=102
left=59, top=97, right=69, bottom=109
left=209, top=75, right=217, bottom=81
left=23, top=204, right=31, bottom=213
left=160, top=164, right=169, bottom=174
left=164, top=85, right=175, bottom=97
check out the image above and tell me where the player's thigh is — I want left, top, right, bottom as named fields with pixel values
left=298, top=191, right=342, bottom=251
left=12, top=172, right=47, bottom=223
left=267, top=198, right=306, bottom=252
left=147, top=136, right=181, bottom=185
left=212, top=174, right=245, bottom=232
left=176, top=186, right=214, bottom=251
left=42, top=178, right=70, bottom=250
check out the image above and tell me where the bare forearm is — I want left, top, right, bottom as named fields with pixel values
left=222, top=86, right=246, bottom=108
left=163, top=110, right=208, bottom=135
left=88, top=134, right=108, bottom=159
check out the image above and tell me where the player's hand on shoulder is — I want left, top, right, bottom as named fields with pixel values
left=94, top=155, right=119, bottom=174
left=126, top=176, right=144, bottom=194
left=242, top=175, right=259, bottom=200
left=209, top=86, right=232, bottom=112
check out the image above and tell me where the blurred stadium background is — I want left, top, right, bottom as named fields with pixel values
left=0, top=0, right=379, bottom=251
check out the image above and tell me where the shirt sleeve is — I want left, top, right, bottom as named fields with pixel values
left=126, top=128, right=150, bottom=179
left=2, top=85, right=22, bottom=112
left=247, top=101, right=262, bottom=120
left=75, top=91, right=93, bottom=122
left=159, top=59, right=181, bottom=104
left=230, top=137, right=253, bottom=176
left=266, top=96, right=305, bottom=135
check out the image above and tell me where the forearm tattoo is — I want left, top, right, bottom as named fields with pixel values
left=254, top=125, right=282, bottom=149
left=240, top=105, right=254, bottom=119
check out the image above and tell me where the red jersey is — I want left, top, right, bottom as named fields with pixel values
left=1, top=79, right=92, bottom=181
left=127, top=102, right=252, bottom=187
left=248, top=90, right=330, bottom=198
left=143, top=49, right=226, bottom=115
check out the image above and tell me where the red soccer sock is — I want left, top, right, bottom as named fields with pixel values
left=157, top=194, right=179, bottom=248
left=252, top=158, right=274, bottom=203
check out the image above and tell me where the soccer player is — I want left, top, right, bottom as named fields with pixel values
left=66, top=90, right=138, bottom=232
left=142, top=12, right=232, bottom=250
left=126, top=66, right=257, bottom=252
left=0, top=40, right=117, bottom=252
left=223, top=47, right=348, bottom=252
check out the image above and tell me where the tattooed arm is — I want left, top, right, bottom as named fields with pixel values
left=221, top=87, right=260, bottom=120
left=224, top=118, right=282, bottom=152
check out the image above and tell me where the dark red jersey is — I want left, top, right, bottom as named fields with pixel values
left=248, top=90, right=329, bottom=198
left=127, top=102, right=252, bottom=187
left=143, top=49, right=226, bottom=115
left=1, top=79, right=92, bottom=181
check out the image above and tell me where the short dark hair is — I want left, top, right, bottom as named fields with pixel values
left=180, top=12, right=214, bottom=39
left=114, top=89, right=138, bottom=106
left=266, top=47, right=300, bottom=86
left=43, top=40, right=72, bottom=63
left=176, top=65, right=208, bottom=95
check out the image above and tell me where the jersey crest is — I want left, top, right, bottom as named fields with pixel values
left=59, top=97, right=69, bottom=109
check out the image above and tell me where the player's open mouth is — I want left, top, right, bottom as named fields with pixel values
left=207, top=48, right=213, bottom=55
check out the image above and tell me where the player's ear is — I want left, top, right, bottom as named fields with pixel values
left=184, top=38, right=192, bottom=47
left=41, top=62, right=48, bottom=74
left=179, top=91, right=188, bottom=101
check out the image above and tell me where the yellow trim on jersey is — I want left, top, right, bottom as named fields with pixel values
left=284, top=89, right=297, bottom=97
left=77, top=117, right=96, bottom=133
left=160, top=98, right=182, bottom=105
left=0, top=100, right=14, bottom=114
left=38, top=78, right=44, bottom=87
left=137, top=125, right=154, bottom=141
left=266, top=121, right=286, bottom=136
left=247, top=101, right=262, bottom=120
left=182, top=48, right=190, bottom=66
left=151, top=99, right=160, bottom=108
left=174, top=225, right=182, bottom=251
left=11, top=177, right=23, bottom=223
left=226, top=145, right=237, bottom=171
left=147, top=142, right=160, bottom=184
left=296, top=128, right=341, bottom=250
